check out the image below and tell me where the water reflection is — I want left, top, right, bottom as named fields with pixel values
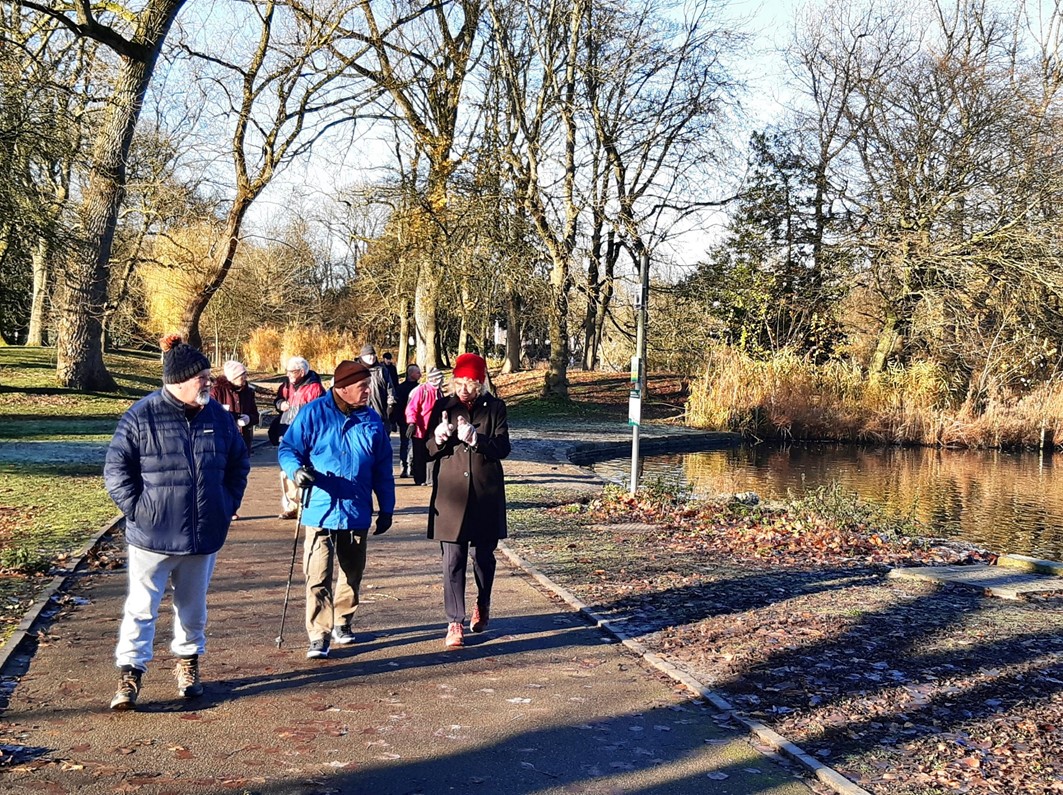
left=590, top=444, right=1063, bottom=560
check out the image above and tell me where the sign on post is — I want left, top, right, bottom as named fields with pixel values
left=628, top=389, right=642, bottom=426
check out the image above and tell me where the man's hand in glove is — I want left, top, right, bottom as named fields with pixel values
left=373, top=512, right=393, bottom=535
left=405, top=423, right=416, bottom=439
left=293, top=467, right=316, bottom=488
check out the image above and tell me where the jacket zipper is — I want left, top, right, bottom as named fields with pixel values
left=187, top=413, right=199, bottom=553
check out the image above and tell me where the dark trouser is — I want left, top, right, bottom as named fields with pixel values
left=441, top=541, right=496, bottom=624
left=397, top=421, right=410, bottom=466
left=411, top=436, right=430, bottom=485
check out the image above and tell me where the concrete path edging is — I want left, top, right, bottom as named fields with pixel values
left=499, top=540, right=874, bottom=795
left=0, top=514, right=123, bottom=675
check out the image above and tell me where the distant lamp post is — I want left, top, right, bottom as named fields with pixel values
left=630, top=249, right=649, bottom=494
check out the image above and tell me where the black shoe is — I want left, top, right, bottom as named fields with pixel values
left=331, top=623, right=356, bottom=645
left=400, top=464, right=409, bottom=478
left=110, top=667, right=143, bottom=710
left=174, top=655, right=204, bottom=698
left=307, top=636, right=330, bottom=659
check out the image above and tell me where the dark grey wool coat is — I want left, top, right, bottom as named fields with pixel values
left=426, top=391, right=510, bottom=546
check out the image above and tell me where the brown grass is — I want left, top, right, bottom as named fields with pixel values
left=686, top=346, right=1063, bottom=449
left=243, top=324, right=364, bottom=374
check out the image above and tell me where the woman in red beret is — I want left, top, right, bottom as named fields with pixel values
left=426, top=353, right=511, bottom=649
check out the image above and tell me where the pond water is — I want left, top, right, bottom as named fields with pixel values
left=590, top=443, right=1063, bottom=560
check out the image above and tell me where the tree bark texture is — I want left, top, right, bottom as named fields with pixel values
left=26, top=236, right=49, bottom=346
left=502, top=289, right=521, bottom=373
left=55, top=0, right=186, bottom=389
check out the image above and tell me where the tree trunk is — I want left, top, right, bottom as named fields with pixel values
left=868, top=313, right=901, bottom=374
left=414, top=264, right=440, bottom=370
left=26, top=236, right=49, bottom=346
left=397, top=300, right=410, bottom=371
left=178, top=200, right=249, bottom=351
left=502, top=290, right=521, bottom=373
left=582, top=250, right=600, bottom=370
left=591, top=233, right=617, bottom=370
left=456, top=282, right=475, bottom=354
left=55, top=0, right=186, bottom=389
left=543, top=253, right=571, bottom=398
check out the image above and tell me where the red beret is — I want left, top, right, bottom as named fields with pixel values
left=452, top=353, right=486, bottom=383
left=333, top=360, right=371, bottom=388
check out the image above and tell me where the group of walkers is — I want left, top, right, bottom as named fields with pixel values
left=102, top=335, right=510, bottom=710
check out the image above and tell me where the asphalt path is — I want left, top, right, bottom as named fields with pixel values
left=0, top=437, right=812, bottom=795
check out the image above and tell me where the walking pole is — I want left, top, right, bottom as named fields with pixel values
left=276, top=485, right=311, bottom=648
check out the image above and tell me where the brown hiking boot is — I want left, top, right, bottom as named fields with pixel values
left=110, top=667, right=143, bottom=710
left=174, top=655, right=204, bottom=698
left=471, top=604, right=490, bottom=633
left=444, top=622, right=464, bottom=649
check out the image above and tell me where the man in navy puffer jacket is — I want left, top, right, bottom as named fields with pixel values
left=103, top=335, right=250, bottom=710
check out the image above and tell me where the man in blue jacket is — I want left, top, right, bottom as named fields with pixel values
left=278, top=360, right=396, bottom=659
left=104, top=335, right=250, bottom=710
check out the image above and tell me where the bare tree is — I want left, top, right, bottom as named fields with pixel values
left=172, top=0, right=376, bottom=349
left=19, top=0, right=187, bottom=388
left=0, top=7, right=96, bottom=345
left=583, top=0, right=742, bottom=370
left=486, top=0, right=587, bottom=396
left=346, top=0, right=482, bottom=370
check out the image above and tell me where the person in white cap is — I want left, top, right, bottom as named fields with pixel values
left=210, top=360, right=259, bottom=453
left=273, top=356, right=325, bottom=518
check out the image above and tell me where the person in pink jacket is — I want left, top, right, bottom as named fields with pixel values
left=405, top=367, right=445, bottom=486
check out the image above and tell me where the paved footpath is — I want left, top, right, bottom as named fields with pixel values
left=0, top=433, right=813, bottom=795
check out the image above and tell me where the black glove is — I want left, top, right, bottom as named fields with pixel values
left=405, top=424, right=415, bottom=439
left=293, top=467, right=316, bottom=488
left=373, top=511, right=393, bottom=535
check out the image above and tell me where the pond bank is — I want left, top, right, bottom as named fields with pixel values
left=505, top=420, right=1063, bottom=795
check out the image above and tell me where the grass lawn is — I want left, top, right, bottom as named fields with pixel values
left=0, top=347, right=163, bottom=642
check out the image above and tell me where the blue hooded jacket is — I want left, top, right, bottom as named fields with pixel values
left=278, top=391, right=396, bottom=529
left=104, top=388, right=250, bottom=555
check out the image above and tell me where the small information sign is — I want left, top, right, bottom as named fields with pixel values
left=628, top=389, right=642, bottom=426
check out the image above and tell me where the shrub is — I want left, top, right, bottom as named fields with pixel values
left=243, top=324, right=364, bottom=375
left=686, top=345, right=1063, bottom=449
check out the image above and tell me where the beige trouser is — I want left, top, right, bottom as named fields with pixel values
left=303, top=526, right=368, bottom=640
left=280, top=470, right=301, bottom=513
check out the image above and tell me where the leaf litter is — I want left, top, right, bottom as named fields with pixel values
left=507, top=486, right=1063, bottom=794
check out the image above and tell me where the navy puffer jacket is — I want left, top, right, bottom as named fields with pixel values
left=104, top=389, right=251, bottom=555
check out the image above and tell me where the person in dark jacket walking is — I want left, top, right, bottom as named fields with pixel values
left=359, top=344, right=396, bottom=424
left=392, top=364, right=421, bottom=478
left=381, top=352, right=400, bottom=394
left=210, top=360, right=259, bottom=453
left=426, top=353, right=510, bottom=650
left=278, top=360, right=396, bottom=659
left=103, top=335, right=250, bottom=710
